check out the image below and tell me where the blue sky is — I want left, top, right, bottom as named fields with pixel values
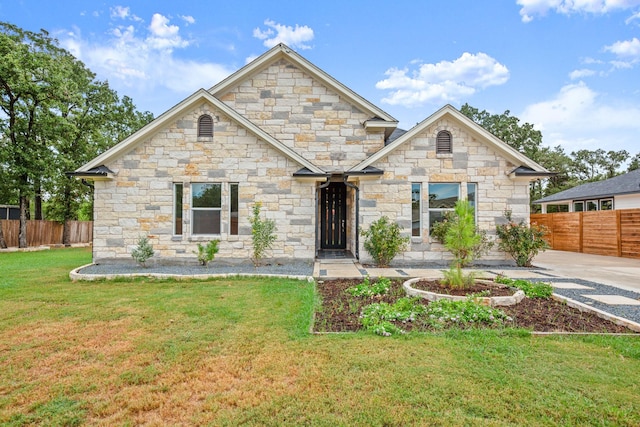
left=2, top=0, right=640, bottom=157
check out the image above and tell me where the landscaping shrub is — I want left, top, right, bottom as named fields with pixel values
left=361, top=216, right=409, bottom=267
left=436, top=200, right=492, bottom=289
left=249, top=202, right=277, bottom=267
left=194, top=240, right=219, bottom=266
left=495, top=275, right=553, bottom=298
left=424, top=297, right=512, bottom=329
left=346, top=276, right=391, bottom=297
left=496, top=210, right=549, bottom=267
left=131, top=235, right=154, bottom=267
left=360, top=297, right=426, bottom=336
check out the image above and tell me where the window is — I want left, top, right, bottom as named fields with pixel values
left=411, top=183, right=421, bottom=237
left=436, top=131, right=452, bottom=154
left=428, top=183, right=460, bottom=234
left=573, top=201, right=584, bottom=212
left=586, top=200, right=598, bottom=211
left=198, top=114, right=213, bottom=137
left=467, top=183, right=477, bottom=222
left=600, top=199, right=613, bottom=210
left=191, top=183, right=221, bottom=235
left=174, top=183, right=183, bottom=235
left=230, top=183, right=239, bottom=235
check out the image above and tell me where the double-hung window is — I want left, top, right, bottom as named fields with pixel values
left=411, top=183, right=421, bottom=237
left=192, top=183, right=222, bottom=235
left=428, top=183, right=460, bottom=235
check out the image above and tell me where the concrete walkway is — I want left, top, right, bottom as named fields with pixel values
left=314, top=250, right=640, bottom=329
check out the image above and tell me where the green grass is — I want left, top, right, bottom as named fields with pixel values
left=1, top=248, right=639, bottom=425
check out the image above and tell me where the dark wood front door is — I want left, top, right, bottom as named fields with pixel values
left=320, top=183, right=347, bottom=249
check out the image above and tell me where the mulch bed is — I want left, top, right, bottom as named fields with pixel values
left=314, top=278, right=636, bottom=334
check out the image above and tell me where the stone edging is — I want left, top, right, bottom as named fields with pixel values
left=551, top=293, right=640, bottom=333
left=69, top=264, right=314, bottom=283
left=403, top=277, right=526, bottom=307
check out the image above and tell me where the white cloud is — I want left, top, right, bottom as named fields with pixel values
left=517, top=0, right=640, bottom=22
left=110, top=5, right=142, bottom=22
left=253, top=19, right=314, bottom=50
left=626, top=10, right=640, bottom=23
left=569, top=68, right=596, bottom=79
left=376, top=53, right=509, bottom=107
left=58, top=13, right=234, bottom=112
left=521, top=82, right=640, bottom=153
left=180, top=15, right=195, bottom=25
left=605, top=37, right=640, bottom=57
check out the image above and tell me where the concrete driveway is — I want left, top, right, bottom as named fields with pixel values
left=534, top=250, right=640, bottom=293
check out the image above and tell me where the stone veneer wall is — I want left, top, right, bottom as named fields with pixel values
left=217, top=59, right=386, bottom=170
left=92, top=103, right=318, bottom=264
left=358, top=118, right=530, bottom=266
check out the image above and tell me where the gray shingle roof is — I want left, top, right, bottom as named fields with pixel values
left=534, top=169, right=640, bottom=204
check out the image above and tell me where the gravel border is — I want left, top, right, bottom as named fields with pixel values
left=73, top=261, right=314, bottom=281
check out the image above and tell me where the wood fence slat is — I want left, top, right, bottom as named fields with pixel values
left=0, top=220, right=93, bottom=248
left=533, top=208, right=640, bottom=260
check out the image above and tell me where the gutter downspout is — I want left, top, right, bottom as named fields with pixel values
left=343, top=175, right=360, bottom=261
left=316, top=176, right=332, bottom=258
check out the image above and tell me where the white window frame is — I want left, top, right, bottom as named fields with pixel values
left=573, top=201, right=584, bottom=212
left=191, top=183, right=222, bottom=235
left=600, top=199, right=613, bottom=211
left=428, top=182, right=460, bottom=236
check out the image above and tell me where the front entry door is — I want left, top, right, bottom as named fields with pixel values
left=320, top=183, right=347, bottom=249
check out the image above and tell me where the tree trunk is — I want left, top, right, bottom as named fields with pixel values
left=34, top=182, right=43, bottom=220
left=62, top=180, right=72, bottom=246
left=19, top=194, right=29, bottom=248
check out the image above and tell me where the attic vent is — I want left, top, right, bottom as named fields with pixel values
left=198, top=114, right=214, bottom=137
left=436, top=130, right=452, bottom=154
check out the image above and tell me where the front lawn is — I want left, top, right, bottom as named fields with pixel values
left=1, top=248, right=639, bottom=425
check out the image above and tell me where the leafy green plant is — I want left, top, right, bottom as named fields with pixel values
left=361, top=216, right=410, bottom=268
left=193, top=240, right=219, bottom=266
left=360, top=297, right=427, bottom=336
left=347, top=276, right=391, bottom=297
left=496, top=210, right=550, bottom=267
left=431, top=210, right=493, bottom=265
left=249, top=202, right=277, bottom=267
left=131, top=235, right=154, bottom=267
left=425, top=297, right=512, bottom=329
left=439, top=200, right=492, bottom=289
left=495, top=275, right=553, bottom=298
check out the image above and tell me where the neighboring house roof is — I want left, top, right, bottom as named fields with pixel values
left=75, top=89, right=324, bottom=175
left=209, top=43, right=398, bottom=137
left=349, top=104, right=550, bottom=175
left=535, top=168, right=640, bottom=204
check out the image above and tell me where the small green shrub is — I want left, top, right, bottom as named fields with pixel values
left=496, top=210, right=550, bottom=267
left=361, top=216, right=410, bottom=268
left=249, top=202, right=277, bottom=267
left=131, top=235, right=154, bottom=267
left=347, top=276, right=391, bottom=297
left=425, top=297, right=511, bottom=329
left=495, top=275, right=553, bottom=298
left=194, top=240, right=219, bottom=266
left=360, top=297, right=427, bottom=336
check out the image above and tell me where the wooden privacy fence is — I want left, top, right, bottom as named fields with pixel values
left=530, top=209, right=640, bottom=259
left=0, top=220, right=93, bottom=248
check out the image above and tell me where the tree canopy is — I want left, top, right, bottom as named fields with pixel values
left=0, top=21, right=153, bottom=247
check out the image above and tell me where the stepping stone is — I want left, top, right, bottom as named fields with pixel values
left=551, top=282, right=594, bottom=290
left=582, top=295, right=640, bottom=305
left=496, top=270, right=551, bottom=279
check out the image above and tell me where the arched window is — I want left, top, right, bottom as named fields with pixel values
left=198, top=114, right=213, bottom=137
left=436, top=130, right=452, bottom=154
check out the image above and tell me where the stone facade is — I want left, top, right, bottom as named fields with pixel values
left=82, top=44, right=546, bottom=266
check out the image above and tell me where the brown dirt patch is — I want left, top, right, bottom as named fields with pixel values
left=314, top=278, right=636, bottom=334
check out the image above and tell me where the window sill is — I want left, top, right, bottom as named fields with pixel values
left=188, top=235, right=222, bottom=242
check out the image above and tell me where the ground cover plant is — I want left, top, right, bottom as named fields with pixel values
left=1, top=248, right=640, bottom=425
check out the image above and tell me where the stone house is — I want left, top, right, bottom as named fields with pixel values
left=73, top=43, right=550, bottom=266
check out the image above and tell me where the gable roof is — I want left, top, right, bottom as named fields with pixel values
left=76, top=89, right=324, bottom=175
left=535, top=168, right=640, bottom=204
left=209, top=43, right=398, bottom=128
left=349, top=104, right=550, bottom=175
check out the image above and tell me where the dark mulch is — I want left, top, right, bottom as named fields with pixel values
left=314, top=278, right=636, bottom=334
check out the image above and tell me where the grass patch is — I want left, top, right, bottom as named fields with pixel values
left=0, top=248, right=639, bottom=425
